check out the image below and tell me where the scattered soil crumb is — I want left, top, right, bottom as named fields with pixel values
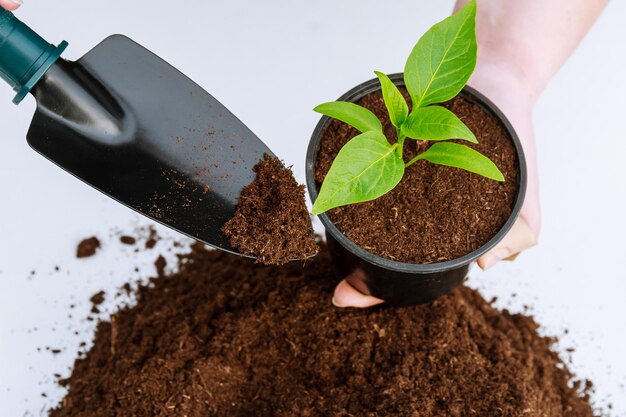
left=76, top=237, right=100, bottom=258
left=50, top=244, right=596, bottom=417
left=89, top=291, right=105, bottom=314
left=89, top=291, right=105, bottom=306
left=221, top=154, right=318, bottom=265
left=145, top=227, right=159, bottom=249
left=155, top=255, right=166, bottom=275
left=119, top=236, right=136, bottom=245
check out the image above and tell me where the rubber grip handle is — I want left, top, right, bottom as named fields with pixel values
left=0, top=8, right=67, bottom=104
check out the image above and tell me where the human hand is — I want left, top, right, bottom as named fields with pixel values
left=332, top=59, right=540, bottom=309
left=0, top=0, right=22, bottom=11
left=470, top=60, right=540, bottom=271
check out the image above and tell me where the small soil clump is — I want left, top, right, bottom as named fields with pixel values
left=51, top=244, right=594, bottom=417
left=119, top=235, right=136, bottom=245
left=89, top=291, right=105, bottom=314
left=75, top=237, right=100, bottom=258
left=222, top=153, right=318, bottom=265
left=315, top=90, right=518, bottom=264
left=145, top=227, right=159, bottom=249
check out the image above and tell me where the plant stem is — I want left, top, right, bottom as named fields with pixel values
left=405, top=152, right=425, bottom=168
left=396, top=129, right=406, bottom=159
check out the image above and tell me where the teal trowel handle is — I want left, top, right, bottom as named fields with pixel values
left=0, top=9, right=67, bottom=104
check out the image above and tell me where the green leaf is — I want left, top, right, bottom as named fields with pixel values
left=374, top=71, right=409, bottom=128
left=411, top=142, right=504, bottom=181
left=404, top=0, right=477, bottom=108
left=401, top=106, right=477, bottom=143
left=314, top=101, right=382, bottom=133
left=312, top=131, right=404, bottom=215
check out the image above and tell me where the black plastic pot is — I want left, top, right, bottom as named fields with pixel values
left=306, top=73, right=527, bottom=307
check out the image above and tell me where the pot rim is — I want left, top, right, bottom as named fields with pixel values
left=305, top=73, right=527, bottom=274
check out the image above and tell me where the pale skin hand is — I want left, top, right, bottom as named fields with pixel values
left=0, top=0, right=22, bottom=11
left=333, top=0, right=609, bottom=308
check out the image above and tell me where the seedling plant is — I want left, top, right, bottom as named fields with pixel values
left=312, top=0, right=504, bottom=215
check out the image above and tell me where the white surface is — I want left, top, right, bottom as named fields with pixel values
left=1, top=1, right=625, bottom=415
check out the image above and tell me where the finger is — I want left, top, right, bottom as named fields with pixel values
left=477, top=215, right=538, bottom=270
left=0, top=0, right=23, bottom=11
left=332, top=279, right=384, bottom=308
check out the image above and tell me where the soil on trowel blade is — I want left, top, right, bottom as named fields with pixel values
left=222, top=154, right=318, bottom=265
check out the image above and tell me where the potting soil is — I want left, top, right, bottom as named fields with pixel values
left=222, top=154, right=318, bottom=265
left=315, top=91, right=519, bottom=264
left=50, top=241, right=595, bottom=417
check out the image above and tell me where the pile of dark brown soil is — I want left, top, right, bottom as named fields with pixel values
left=50, top=243, right=594, bottom=417
left=222, top=153, right=318, bottom=265
left=315, top=90, right=518, bottom=264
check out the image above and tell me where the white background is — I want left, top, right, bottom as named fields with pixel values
left=1, top=1, right=625, bottom=415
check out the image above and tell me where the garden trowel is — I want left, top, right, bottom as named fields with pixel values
left=0, top=9, right=276, bottom=258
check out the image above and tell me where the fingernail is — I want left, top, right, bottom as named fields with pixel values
left=331, top=297, right=346, bottom=308
left=10, top=0, right=24, bottom=5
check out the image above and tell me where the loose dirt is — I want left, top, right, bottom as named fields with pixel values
left=75, top=237, right=100, bottom=258
left=51, top=242, right=594, bottom=417
left=222, top=154, right=318, bottom=265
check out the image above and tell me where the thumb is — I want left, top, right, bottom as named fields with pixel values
left=477, top=215, right=538, bottom=270
left=332, top=277, right=384, bottom=308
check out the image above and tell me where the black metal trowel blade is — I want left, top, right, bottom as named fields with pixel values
left=28, top=35, right=273, bottom=257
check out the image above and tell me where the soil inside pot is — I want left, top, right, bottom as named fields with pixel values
left=315, top=90, right=519, bottom=264
left=50, top=241, right=596, bottom=417
left=222, top=153, right=318, bottom=265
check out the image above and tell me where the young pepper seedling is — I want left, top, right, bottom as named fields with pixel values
left=312, top=0, right=504, bottom=215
